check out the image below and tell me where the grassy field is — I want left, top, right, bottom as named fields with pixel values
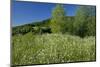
left=12, top=32, right=96, bottom=65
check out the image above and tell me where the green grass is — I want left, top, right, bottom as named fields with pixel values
left=12, top=32, right=96, bottom=65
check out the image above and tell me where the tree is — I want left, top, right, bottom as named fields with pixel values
left=73, top=6, right=96, bottom=37
left=86, top=16, right=96, bottom=36
left=50, top=4, right=66, bottom=33
left=86, top=6, right=96, bottom=36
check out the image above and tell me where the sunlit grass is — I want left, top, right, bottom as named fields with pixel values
left=12, top=32, right=96, bottom=65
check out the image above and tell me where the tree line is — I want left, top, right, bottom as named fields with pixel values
left=12, top=4, right=96, bottom=37
left=50, top=4, right=96, bottom=37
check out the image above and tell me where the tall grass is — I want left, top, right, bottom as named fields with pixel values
left=12, top=33, right=96, bottom=65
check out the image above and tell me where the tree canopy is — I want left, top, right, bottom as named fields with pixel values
left=50, top=4, right=66, bottom=33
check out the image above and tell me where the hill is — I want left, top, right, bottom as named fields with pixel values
left=12, top=16, right=74, bottom=35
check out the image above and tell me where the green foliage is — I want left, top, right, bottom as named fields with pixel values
left=50, top=4, right=66, bottom=33
left=86, top=16, right=96, bottom=36
left=73, top=6, right=96, bottom=37
left=12, top=33, right=96, bottom=65
left=12, top=19, right=51, bottom=36
left=64, top=16, right=74, bottom=34
left=12, top=24, right=33, bottom=35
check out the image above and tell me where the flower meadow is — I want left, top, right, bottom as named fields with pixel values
left=12, top=32, right=96, bottom=65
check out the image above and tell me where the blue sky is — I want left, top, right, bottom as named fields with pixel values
left=12, top=1, right=78, bottom=26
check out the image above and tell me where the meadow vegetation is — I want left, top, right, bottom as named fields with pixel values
left=12, top=33, right=96, bottom=65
